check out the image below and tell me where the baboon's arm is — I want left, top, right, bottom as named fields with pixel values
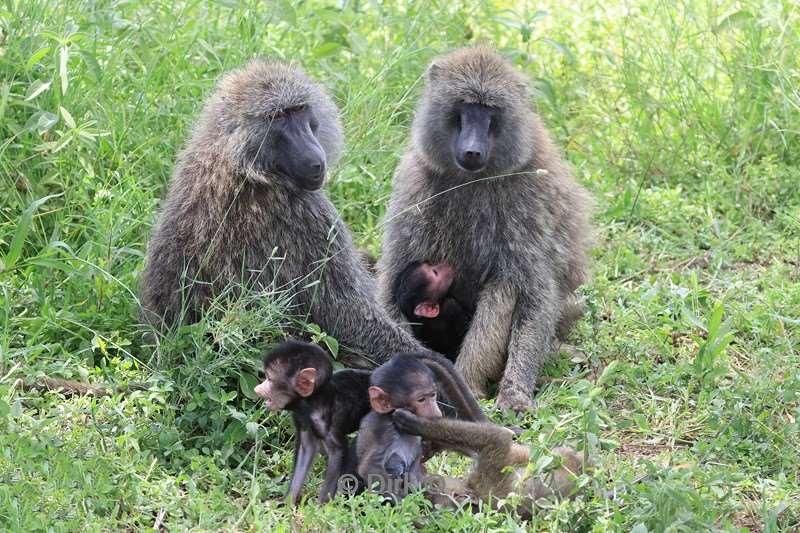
left=312, top=289, right=422, bottom=366
left=392, top=408, right=526, bottom=496
left=307, top=221, right=423, bottom=366
left=454, top=282, right=516, bottom=398
left=287, top=429, right=320, bottom=505
left=392, top=409, right=512, bottom=455
left=417, top=352, right=487, bottom=422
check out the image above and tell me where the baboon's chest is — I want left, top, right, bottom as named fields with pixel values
left=415, top=185, right=535, bottom=306
left=423, top=194, right=509, bottom=268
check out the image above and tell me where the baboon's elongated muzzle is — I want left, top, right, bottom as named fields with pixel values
left=454, top=103, right=492, bottom=172
left=275, top=109, right=327, bottom=190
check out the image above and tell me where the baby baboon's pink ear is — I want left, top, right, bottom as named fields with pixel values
left=368, top=386, right=394, bottom=414
left=294, top=368, right=317, bottom=397
left=414, top=302, right=440, bottom=318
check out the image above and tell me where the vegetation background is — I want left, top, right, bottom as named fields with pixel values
left=1, top=0, right=798, bottom=530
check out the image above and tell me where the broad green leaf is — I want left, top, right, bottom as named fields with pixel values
left=716, top=10, right=753, bottom=32
left=223, top=420, right=248, bottom=444
left=239, top=373, right=259, bottom=400
left=597, top=360, right=620, bottom=386
left=273, top=0, right=296, bottom=25
left=60, top=106, right=76, bottom=128
left=0, top=83, right=9, bottom=123
left=322, top=335, right=339, bottom=358
left=707, top=302, right=724, bottom=339
left=492, top=16, right=524, bottom=30
left=91, top=335, right=109, bottom=356
left=26, top=46, right=51, bottom=70
left=24, top=111, right=59, bottom=133
left=313, top=42, right=342, bottom=59
left=79, top=49, right=102, bottom=81
left=533, top=454, right=554, bottom=472
left=25, top=80, right=51, bottom=101
left=532, top=77, right=556, bottom=107
left=542, top=38, right=575, bottom=63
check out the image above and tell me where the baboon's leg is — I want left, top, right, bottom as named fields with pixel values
left=454, top=283, right=516, bottom=398
left=495, top=281, right=559, bottom=412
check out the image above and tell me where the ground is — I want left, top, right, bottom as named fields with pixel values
left=0, top=1, right=798, bottom=531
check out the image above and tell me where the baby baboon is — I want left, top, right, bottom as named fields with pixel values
left=393, top=261, right=473, bottom=359
left=139, top=59, right=421, bottom=364
left=356, top=353, right=443, bottom=501
left=254, top=340, right=371, bottom=504
left=377, top=47, right=594, bottom=410
left=356, top=351, right=486, bottom=501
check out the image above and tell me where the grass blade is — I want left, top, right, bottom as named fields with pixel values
left=2, top=194, right=61, bottom=272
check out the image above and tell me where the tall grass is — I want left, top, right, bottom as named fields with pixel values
left=1, top=0, right=799, bottom=530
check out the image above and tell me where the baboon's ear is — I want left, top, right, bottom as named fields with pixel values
left=294, top=367, right=317, bottom=397
left=426, top=62, right=442, bottom=81
left=368, top=386, right=394, bottom=414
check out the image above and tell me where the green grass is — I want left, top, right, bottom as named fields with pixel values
left=1, top=0, right=799, bottom=530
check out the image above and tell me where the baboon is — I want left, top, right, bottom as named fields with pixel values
left=356, top=353, right=444, bottom=500
left=393, top=261, right=473, bottom=359
left=254, top=340, right=371, bottom=504
left=139, top=59, right=422, bottom=364
left=393, top=409, right=587, bottom=517
left=356, top=351, right=487, bottom=501
left=377, top=47, right=594, bottom=410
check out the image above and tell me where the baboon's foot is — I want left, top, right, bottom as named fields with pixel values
left=495, top=387, right=536, bottom=412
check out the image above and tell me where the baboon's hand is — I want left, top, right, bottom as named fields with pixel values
left=393, top=408, right=424, bottom=435
left=384, top=452, right=408, bottom=478
left=495, top=387, right=536, bottom=413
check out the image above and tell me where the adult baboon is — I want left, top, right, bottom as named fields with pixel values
left=378, top=47, right=593, bottom=410
left=140, top=59, right=421, bottom=364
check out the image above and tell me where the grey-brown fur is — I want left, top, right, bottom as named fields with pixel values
left=377, top=47, right=594, bottom=410
left=140, top=59, right=421, bottom=364
left=393, top=409, right=587, bottom=517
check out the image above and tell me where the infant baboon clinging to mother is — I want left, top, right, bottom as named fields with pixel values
left=393, top=261, right=474, bottom=359
left=139, top=60, right=422, bottom=364
left=378, top=47, right=594, bottom=411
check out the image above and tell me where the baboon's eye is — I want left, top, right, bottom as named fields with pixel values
left=489, top=111, right=501, bottom=134
left=287, top=104, right=306, bottom=113
left=450, top=109, right=461, bottom=129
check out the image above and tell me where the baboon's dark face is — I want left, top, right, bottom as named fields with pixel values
left=269, top=105, right=327, bottom=190
left=452, top=102, right=496, bottom=172
left=244, top=105, right=327, bottom=191
left=402, top=372, right=441, bottom=419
